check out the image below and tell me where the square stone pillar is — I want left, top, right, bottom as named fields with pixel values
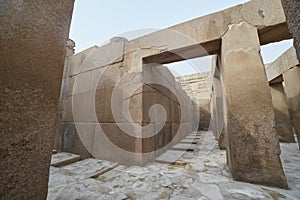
left=0, top=1, right=74, bottom=199
left=211, top=69, right=226, bottom=149
left=221, top=22, right=287, bottom=188
left=270, top=82, right=295, bottom=142
left=283, top=67, right=300, bottom=149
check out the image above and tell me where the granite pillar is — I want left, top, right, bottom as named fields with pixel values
left=0, top=1, right=74, bottom=199
left=221, top=22, right=287, bottom=188
left=283, top=67, right=300, bottom=149
left=270, top=83, right=295, bottom=143
left=281, top=0, right=300, bottom=62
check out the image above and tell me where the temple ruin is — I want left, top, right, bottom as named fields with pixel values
left=1, top=0, right=300, bottom=199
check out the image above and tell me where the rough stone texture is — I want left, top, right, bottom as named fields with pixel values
left=0, top=1, right=74, bottom=199
left=56, top=40, right=198, bottom=165
left=221, top=22, right=287, bottom=188
left=283, top=67, right=300, bottom=149
left=210, top=55, right=227, bottom=150
left=270, top=83, right=295, bottom=143
left=51, top=152, right=81, bottom=167
left=47, top=131, right=300, bottom=200
left=134, top=0, right=291, bottom=65
left=281, top=0, right=300, bottom=62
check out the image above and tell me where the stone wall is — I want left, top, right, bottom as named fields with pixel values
left=176, top=72, right=211, bottom=130
left=265, top=46, right=299, bottom=143
left=56, top=38, right=198, bottom=165
left=0, top=1, right=74, bottom=199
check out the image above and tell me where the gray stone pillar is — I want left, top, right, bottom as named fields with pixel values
left=0, top=1, right=74, bottom=199
left=270, top=83, right=295, bottom=143
left=221, top=22, right=287, bottom=188
left=283, top=67, right=300, bottom=149
left=281, top=0, right=300, bottom=62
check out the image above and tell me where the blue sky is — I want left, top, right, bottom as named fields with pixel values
left=70, top=0, right=293, bottom=75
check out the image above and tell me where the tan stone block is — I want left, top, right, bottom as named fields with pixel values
left=283, top=67, right=300, bottom=149
left=265, top=47, right=298, bottom=82
left=142, top=89, right=171, bottom=123
left=72, top=92, right=97, bottom=123
left=62, top=97, right=73, bottom=122
left=241, top=0, right=286, bottom=28
left=90, top=123, right=145, bottom=165
left=270, top=83, right=295, bottom=142
left=72, top=71, right=93, bottom=95
left=80, top=38, right=125, bottom=73
left=97, top=63, right=123, bottom=89
left=67, top=46, right=97, bottom=77
left=221, top=22, right=287, bottom=188
left=95, top=85, right=143, bottom=123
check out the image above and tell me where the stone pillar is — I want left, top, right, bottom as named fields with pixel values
left=221, top=22, right=287, bottom=188
left=270, top=83, right=295, bottom=143
left=212, top=73, right=226, bottom=149
left=283, top=67, right=300, bottom=149
left=281, top=0, right=300, bottom=62
left=0, top=1, right=74, bottom=199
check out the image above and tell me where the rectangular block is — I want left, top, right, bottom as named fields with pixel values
left=51, top=152, right=81, bottom=167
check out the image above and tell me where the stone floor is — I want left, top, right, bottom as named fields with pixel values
left=47, top=131, right=300, bottom=200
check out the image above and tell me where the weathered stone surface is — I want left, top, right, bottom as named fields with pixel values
left=265, top=46, right=298, bottom=82
left=51, top=152, right=81, bottom=167
left=270, top=83, right=295, bottom=142
left=49, top=131, right=300, bottom=199
left=281, top=0, right=300, bottom=62
left=60, top=158, right=118, bottom=179
left=210, top=61, right=227, bottom=150
left=221, top=22, right=287, bottom=188
left=283, top=67, right=300, bottom=149
left=0, top=1, right=74, bottom=199
left=137, top=0, right=291, bottom=64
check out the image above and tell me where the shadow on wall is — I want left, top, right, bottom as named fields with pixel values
left=199, top=104, right=211, bottom=131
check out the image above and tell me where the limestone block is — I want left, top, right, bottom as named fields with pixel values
left=90, top=123, right=146, bottom=165
left=265, top=47, right=298, bottom=82
left=142, top=86, right=171, bottom=123
left=241, top=0, right=286, bottom=29
left=62, top=96, right=73, bottom=122
left=270, top=83, right=295, bottom=142
left=79, top=38, right=126, bottom=73
left=67, top=46, right=97, bottom=77
left=72, top=92, right=98, bottom=123
left=221, top=22, right=287, bottom=188
left=97, top=63, right=123, bottom=89
left=51, top=152, right=81, bottom=167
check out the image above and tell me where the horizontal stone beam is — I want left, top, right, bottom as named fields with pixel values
left=131, top=0, right=291, bottom=64
left=265, top=46, right=299, bottom=82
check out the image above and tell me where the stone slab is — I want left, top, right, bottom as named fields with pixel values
left=172, top=143, right=198, bottom=151
left=60, top=158, right=118, bottom=179
left=51, top=152, right=81, bottom=167
left=265, top=47, right=298, bottom=82
left=155, top=150, right=186, bottom=164
left=180, top=138, right=200, bottom=144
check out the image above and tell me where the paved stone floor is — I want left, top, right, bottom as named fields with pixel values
left=47, top=131, right=300, bottom=200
